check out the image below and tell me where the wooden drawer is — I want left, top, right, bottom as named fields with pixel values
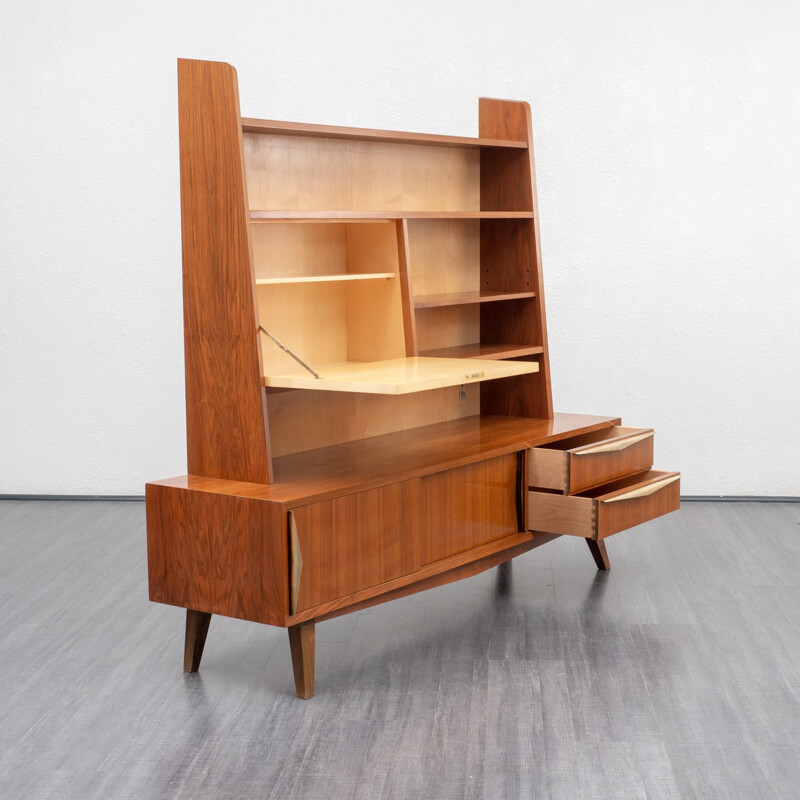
left=528, top=469, right=680, bottom=540
left=528, top=425, right=654, bottom=494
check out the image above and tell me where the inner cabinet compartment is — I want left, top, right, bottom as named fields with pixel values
left=252, top=221, right=398, bottom=283
left=528, top=425, right=655, bottom=494
left=410, top=219, right=542, bottom=359
left=254, top=222, right=406, bottom=376
left=267, top=387, right=480, bottom=457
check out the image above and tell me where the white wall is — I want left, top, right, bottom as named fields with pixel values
left=1, top=0, right=798, bottom=496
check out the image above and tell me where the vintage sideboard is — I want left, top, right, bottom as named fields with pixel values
left=146, top=59, right=680, bottom=698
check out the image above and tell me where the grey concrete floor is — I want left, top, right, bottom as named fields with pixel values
left=1, top=499, right=799, bottom=799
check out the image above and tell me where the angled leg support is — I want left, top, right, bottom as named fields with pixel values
left=288, top=621, right=315, bottom=699
left=586, top=539, right=610, bottom=571
left=184, top=610, right=212, bottom=672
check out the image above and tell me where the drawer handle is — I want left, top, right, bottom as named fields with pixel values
left=602, top=474, right=680, bottom=504
left=573, top=431, right=653, bottom=456
left=289, top=513, right=303, bottom=614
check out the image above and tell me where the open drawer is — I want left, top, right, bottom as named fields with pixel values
left=528, top=469, right=680, bottom=540
left=528, top=425, right=654, bottom=494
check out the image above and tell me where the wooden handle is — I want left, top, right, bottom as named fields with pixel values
left=573, top=431, right=653, bottom=456
left=602, top=474, right=680, bottom=504
left=289, top=513, right=303, bottom=614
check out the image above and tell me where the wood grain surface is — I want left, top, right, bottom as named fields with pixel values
left=594, top=470, right=681, bottom=539
left=479, top=98, right=553, bottom=419
left=528, top=425, right=655, bottom=494
left=177, top=59, right=271, bottom=484
left=291, top=482, right=421, bottom=611
left=183, top=609, right=211, bottom=672
left=528, top=469, right=681, bottom=540
left=288, top=531, right=555, bottom=625
left=419, top=456, right=519, bottom=564
left=146, top=481, right=287, bottom=625
left=288, top=621, right=315, bottom=699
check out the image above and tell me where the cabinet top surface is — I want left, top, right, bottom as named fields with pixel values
left=151, top=413, right=620, bottom=507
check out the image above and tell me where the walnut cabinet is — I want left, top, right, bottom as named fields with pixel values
left=146, top=59, right=680, bottom=698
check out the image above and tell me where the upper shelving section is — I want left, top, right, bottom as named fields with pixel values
left=242, top=123, right=532, bottom=215
left=241, top=117, right=528, bottom=150
left=177, top=59, right=554, bottom=473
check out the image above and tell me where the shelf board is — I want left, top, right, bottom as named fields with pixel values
left=241, top=117, right=528, bottom=150
left=256, top=272, right=394, bottom=285
left=249, top=210, right=534, bottom=222
left=261, top=356, right=538, bottom=395
left=419, top=343, right=544, bottom=360
left=414, top=290, right=536, bottom=309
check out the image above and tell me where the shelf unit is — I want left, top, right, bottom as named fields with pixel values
left=147, top=59, right=680, bottom=699
left=239, top=84, right=552, bottom=445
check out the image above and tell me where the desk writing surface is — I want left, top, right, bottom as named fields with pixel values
left=261, top=356, right=538, bottom=394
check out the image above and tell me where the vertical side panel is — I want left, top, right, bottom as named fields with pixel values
left=146, top=482, right=288, bottom=626
left=178, top=59, right=272, bottom=483
left=396, top=220, right=418, bottom=356
left=479, top=98, right=553, bottom=419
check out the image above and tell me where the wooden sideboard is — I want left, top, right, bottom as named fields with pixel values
left=146, top=59, right=680, bottom=698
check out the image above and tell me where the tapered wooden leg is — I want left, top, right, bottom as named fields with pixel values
left=288, top=621, right=315, bottom=699
left=183, top=610, right=211, bottom=672
left=586, top=539, right=610, bottom=571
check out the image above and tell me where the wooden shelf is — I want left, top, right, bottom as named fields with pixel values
left=250, top=211, right=534, bottom=222
left=241, top=117, right=528, bottom=150
left=256, top=272, right=394, bottom=285
left=414, top=290, right=536, bottom=309
left=419, top=343, right=544, bottom=360
left=261, top=356, right=538, bottom=394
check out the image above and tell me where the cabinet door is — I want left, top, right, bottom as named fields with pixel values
left=290, top=481, right=421, bottom=613
left=419, top=454, right=520, bottom=564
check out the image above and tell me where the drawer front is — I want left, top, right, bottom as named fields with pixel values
left=290, top=481, right=421, bottom=613
left=595, top=470, right=680, bottom=538
left=528, top=426, right=654, bottom=494
left=419, top=454, right=519, bottom=565
left=528, top=470, right=680, bottom=540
